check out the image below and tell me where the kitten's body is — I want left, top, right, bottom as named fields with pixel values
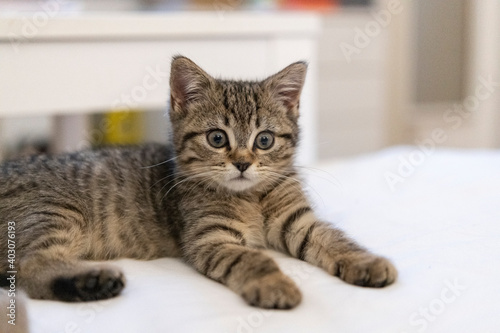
left=0, top=57, right=396, bottom=308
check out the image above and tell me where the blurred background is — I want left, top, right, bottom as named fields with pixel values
left=0, top=0, right=499, bottom=164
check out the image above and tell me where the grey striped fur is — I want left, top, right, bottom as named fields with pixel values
left=0, top=56, right=396, bottom=308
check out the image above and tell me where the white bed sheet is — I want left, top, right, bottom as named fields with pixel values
left=24, top=146, right=500, bottom=333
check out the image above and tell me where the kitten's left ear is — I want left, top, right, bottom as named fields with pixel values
left=263, top=61, right=307, bottom=117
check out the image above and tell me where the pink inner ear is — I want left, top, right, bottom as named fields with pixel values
left=171, top=72, right=194, bottom=108
left=170, top=57, right=212, bottom=109
left=264, top=62, right=307, bottom=113
left=277, top=86, right=301, bottom=109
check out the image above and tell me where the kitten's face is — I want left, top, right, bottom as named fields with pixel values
left=169, top=57, right=307, bottom=192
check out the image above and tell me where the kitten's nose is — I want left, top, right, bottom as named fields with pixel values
left=233, top=162, right=250, bottom=173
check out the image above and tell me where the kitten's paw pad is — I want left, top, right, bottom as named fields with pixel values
left=52, top=267, right=125, bottom=302
left=241, top=272, right=302, bottom=309
left=337, top=255, right=397, bottom=288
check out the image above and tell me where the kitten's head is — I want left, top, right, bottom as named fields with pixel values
left=169, top=56, right=307, bottom=192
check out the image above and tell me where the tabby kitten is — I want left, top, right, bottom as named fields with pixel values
left=0, top=56, right=396, bottom=308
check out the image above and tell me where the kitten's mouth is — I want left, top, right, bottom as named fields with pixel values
left=225, top=175, right=256, bottom=192
left=224, top=173, right=257, bottom=191
left=229, top=174, right=256, bottom=184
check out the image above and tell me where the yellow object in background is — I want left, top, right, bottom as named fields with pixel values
left=102, top=110, right=144, bottom=145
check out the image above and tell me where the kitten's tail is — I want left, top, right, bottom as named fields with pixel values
left=0, top=288, right=29, bottom=333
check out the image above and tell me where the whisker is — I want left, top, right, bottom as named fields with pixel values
left=154, top=171, right=200, bottom=201
left=263, top=170, right=326, bottom=208
left=149, top=173, right=176, bottom=191
left=140, top=156, right=178, bottom=169
left=181, top=174, right=216, bottom=202
left=159, top=171, right=214, bottom=202
left=294, top=165, right=343, bottom=190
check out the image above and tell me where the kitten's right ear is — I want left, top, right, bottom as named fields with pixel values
left=169, top=56, right=213, bottom=113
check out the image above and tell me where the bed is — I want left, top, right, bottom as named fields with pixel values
left=24, top=146, right=500, bottom=333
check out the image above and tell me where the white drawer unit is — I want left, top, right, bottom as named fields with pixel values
left=0, top=12, right=320, bottom=164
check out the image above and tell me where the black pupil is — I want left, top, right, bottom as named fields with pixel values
left=260, top=135, right=269, bottom=147
left=213, top=133, right=223, bottom=145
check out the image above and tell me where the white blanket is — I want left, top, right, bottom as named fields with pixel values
left=24, top=147, right=500, bottom=333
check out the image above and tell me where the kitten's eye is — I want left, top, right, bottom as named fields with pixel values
left=255, top=131, right=275, bottom=150
left=207, top=130, right=228, bottom=148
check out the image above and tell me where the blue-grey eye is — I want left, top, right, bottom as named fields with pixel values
left=207, top=130, right=228, bottom=148
left=255, top=131, right=274, bottom=150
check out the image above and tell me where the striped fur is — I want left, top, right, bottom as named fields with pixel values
left=0, top=56, right=396, bottom=308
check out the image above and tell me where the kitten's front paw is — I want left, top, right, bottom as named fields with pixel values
left=241, top=272, right=302, bottom=309
left=336, top=254, right=397, bottom=288
left=52, top=266, right=125, bottom=302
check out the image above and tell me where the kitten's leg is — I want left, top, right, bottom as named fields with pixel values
left=5, top=211, right=126, bottom=302
left=262, top=182, right=397, bottom=287
left=183, top=223, right=301, bottom=309
left=18, top=249, right=125, bottom=301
